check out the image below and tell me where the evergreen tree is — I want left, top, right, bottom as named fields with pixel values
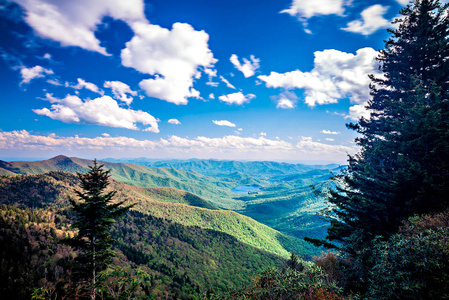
left=68, top=160, right=134, bottom=299
left=323, top=0, right=449, bottom=284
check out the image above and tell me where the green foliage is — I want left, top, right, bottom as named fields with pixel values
left=0, top=205, right=75, bottom=300
left=206, top=262, right=349, bottom=300
left=1, top=155, right=339, bottom=252
left=94, top=266, right=151, bottom=300
left=68, top=160, right=134, bottom=296
left=325, top=0, right=449, bottom=251
left=0, top=172, right=76, bottom=208
left=365, top=212, right=449, bottom=299
left=112, top=210, right=285, bottom=298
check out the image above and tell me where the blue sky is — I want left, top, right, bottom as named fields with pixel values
left=0, top=0, right=415, bottom=163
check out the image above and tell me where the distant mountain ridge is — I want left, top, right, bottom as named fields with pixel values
left=0, top=158, right=318, bottom=258
left=104, top=157, right=342, bottom=179
left=102, top=156, right=342, bottom=241
left=0, top=155, right=242, bottom=210
left=1, top=155, right=337, bottom=253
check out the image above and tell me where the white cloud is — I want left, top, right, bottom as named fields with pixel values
left=281, top=0, right=347, bottom=20
left=104, top=80, right=137, bottom=105
left=260, top=132, right=267, bottom=136
left=13, top=0, right=216, bottom=104
left=33, top=93, right=159, bottom=132
left=20, top=65, right=53, bottom=84
left=69, top=78, right=102, bottom=94
left=209, top=93, right=215, bottom=99
left=277, top=99, right=295, bottom=109
left=219, top=76, right=236, bottom=89
left=342, top=5, right=391, bottom=35
left=212, top=120, right=236, bottom=127
left=296, top=136, right=357, bottom=156
left=122, top=22, right=216, bottom=105
left=275, top=91, right=298, bottom=109
left=43, top=53, right=51, bottom=60
left=218, top=92, right=255, bottom=105
left=321, top=130, right=340, bottom=135
left=168, top=118, right=181, bottom=125
left=396, top=0, right=409, bottom=5
left=13, top=0, right=146, bottom=55
left=230, top=54, right=260, bottom=78
left=0, top=131, right=357, bottom=161
left=325, top=138, right=334, bottom=141
left=348, top=102, right=370, bottom=120
left=258, top=47, right=379, bottom=106
left=47, top=79, right=63, bottom=86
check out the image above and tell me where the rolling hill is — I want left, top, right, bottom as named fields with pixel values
left=0, top=170, right=316, bottom=258
left=1, top=155, right=338, bottom=249
left=103, top=157, right=343, bottom=241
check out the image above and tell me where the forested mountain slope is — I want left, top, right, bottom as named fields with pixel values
left=0, top=204, right=286, bottom=299
left=1, top=155, right=338, bottom=243
left=0, top=155, right=242, bottom=209
left=104, top=157, right=343, bottom=240
left=0, top=171, right=316, bottom=258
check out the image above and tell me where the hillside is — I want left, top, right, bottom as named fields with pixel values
left=0, top=204, right=286, bottom=299
left=1, top=155, right=338, bottom=243
left=0, top=155, right=243, bottom=210
left=107, top=158, right=340, bottom=181
left=0, top=171, right=315, bottom=258
left=104, top=157, right=342, bottom=241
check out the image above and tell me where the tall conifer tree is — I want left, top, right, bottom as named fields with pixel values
left=69, top=160, right=134, bottom=299
left=325, top=0, right=449, bottom=255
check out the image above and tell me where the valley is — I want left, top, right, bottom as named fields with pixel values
left=0, top=155, right=340, bottom=298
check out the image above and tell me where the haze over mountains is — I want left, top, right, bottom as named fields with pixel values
left=0, top=154, right=341, bottom=297
left=1, top=155, right=341, bottom=242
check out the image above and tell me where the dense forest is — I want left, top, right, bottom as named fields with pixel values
left=1, top=0, right=449, bottom=299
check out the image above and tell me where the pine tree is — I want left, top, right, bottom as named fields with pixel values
left=68, top=160, right=134, bottom=299
left=324, top=0, right=449, bottom=269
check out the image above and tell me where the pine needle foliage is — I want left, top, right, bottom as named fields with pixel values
left=322, top=0, right=449, bottom=293
left=68, top=160, right=134, bottom=298
left=326, top=0, right=449, bottom=248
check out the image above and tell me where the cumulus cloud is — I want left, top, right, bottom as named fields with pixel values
left=218, top=92, right=256, bottom=105
left=281, top=0, right=348, bottom=20
left=104, top=80, right=137, bottom=105
left=296, top=136, right=356, bottom=156
left=20, top=65, right=53, bottom=84
left=230, top=54, right=260, bottom=77
left=321, top=130, right=340, bottom=135
left=12, top=0, right=216, bottom=105
left=274, top=91, right=298, bottom=109
left=342, top=5, right=391, bottom=35
left=33, top=93, right=159, bottom=132
left=258, top=47, right=379, bottom=106
left=348, top=102, right=370, bottom=120
left=12, top=0, right=146, bottom=55
left=69, top=78, right=102, bottom=94
left=325, top=138, right=335, bottom=141
left=396, top=0, right=410, bottom=5
left=168, top=118, right=181, bottom=125
left=213, top=120, right=236, bottom=127
left=219, top=76, right=236, bottom=89
left=277, top=99, right=294, bottom=109
left=0, top=131, right=357, bottom=161
left=121, top=22, right=216, bottom=105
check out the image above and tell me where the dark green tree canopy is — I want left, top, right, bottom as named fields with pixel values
left=69, top=160, right=134, bottom=296
left=326, top=0, right=449, bottom=250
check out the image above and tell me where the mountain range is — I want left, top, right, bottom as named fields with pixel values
left=0, top=155, right=339, bottom=298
